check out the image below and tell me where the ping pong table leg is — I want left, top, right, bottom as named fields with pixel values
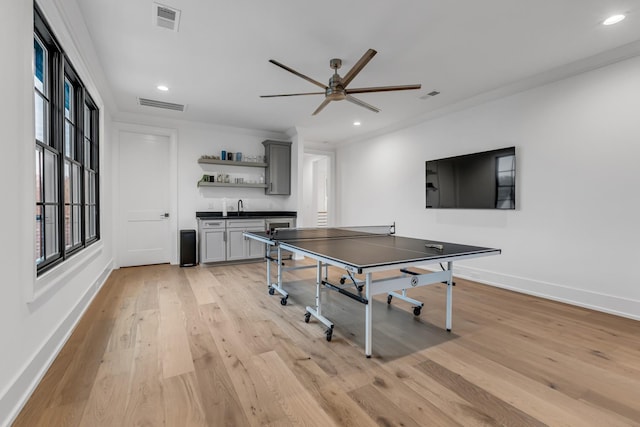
left=304, top=260, right=334, bottom=341
left=267, top=245, right=288, bottom=303
left=446, top=261, right=453, bottom=331
left=365, top=272, right=373, bottom=358
left=277, top=246, right=282, bottom=288
left=316, top=260, right=323, bottom=318
left=265, top=244, right=272, bottom=290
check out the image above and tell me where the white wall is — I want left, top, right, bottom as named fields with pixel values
left=0, top=1, right=115, bottom=425
left=112, top=114, right=297, bottom=248
left=337, top=55, right=640, bottom=320
left=177, top=123, right=297, bottom=230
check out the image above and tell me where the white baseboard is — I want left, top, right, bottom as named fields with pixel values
left=444, top=265, right=640, bottom=321
left=1, top=260, right=114, bottom=427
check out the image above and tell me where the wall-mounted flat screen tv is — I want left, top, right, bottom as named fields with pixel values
left=426, top=146, right=516, bottom=209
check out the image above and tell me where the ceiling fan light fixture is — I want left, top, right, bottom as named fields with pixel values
left=603, top=14, right=626, bottom=25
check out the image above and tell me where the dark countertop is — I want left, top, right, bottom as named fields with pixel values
left=196, top=211, right=297, bottom=219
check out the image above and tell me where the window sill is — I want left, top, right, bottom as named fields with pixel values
left=28, top=242, right=104, bottom=305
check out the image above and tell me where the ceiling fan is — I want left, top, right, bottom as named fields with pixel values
left=261, top=48, right=421, bottom=115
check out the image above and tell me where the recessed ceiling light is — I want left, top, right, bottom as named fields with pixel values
left=157, top=85, right=169, bottom=91
left=353, top=121, right=361, bottom=126
left=603, top=14, right=626, bottom=25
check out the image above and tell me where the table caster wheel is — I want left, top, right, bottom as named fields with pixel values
left=280, top=297, right=288, bottom=306
left=326, top=328, right=333, bottom=342
left=339, top=277, right=346, bottom=284
left=413, top=306, right=422, bottom=316
left=268, top=287, right=275, bottom=295
left=357, top=285, right=364, bottom=292
left=387, top=295, right=393, bottom=305
left=304, top=312, right=311, bottom=323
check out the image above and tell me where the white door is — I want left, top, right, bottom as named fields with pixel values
left=118, top=131, right=171, bottom=267
left=302, top=152, right=333, bottom=227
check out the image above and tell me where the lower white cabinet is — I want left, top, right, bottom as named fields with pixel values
left=199, top=218, right=265, bottom=263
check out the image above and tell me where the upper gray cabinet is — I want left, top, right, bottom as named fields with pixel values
left=263, top=140, right=291, bottom=195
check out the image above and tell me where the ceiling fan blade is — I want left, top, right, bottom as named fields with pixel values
left=260, top=92, right=325, bottom=98
left=345, top=95, right=380, bottom=113
left=347, top=84, right=422, bottom=94
left=312, top=99, right=332, bottom=115
left=342, top=49, right=377, bottom=88
left=269, top=59, right=328, bottom=90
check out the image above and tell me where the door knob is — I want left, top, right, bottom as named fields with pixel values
left=161, top=213, right=170, bottom=218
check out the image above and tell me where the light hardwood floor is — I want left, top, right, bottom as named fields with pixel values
left=13, top=261, right=640, bottom=426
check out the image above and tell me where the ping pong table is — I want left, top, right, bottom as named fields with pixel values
left=244, top=225, right=500, bottom=357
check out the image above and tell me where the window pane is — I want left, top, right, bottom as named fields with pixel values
left=65, top=203, right=71, bottom=249
left=497, top=187, right=513, bottom=201
left=65, top=121, right=74, bottom=157
left=89, top=172, right=96, bottom=204
left=35, top=93, right=46, bottom=143
left=89, top=205, right=96, bottom=238
left=84, top=170, right=88, bottom=203
left=73, top=205, right=81, bottom=245
left=84, top=105, right=90, bottom=137
left=44, top=150, right=58, bottom=203
left=72, top=163, right=80, bottom=203
left=64, top=79, right=72, bottom=120
left=34, top=38, right=46, bottom=93
left=496, top=199, right=514, bottom=209
left=45, top=205, right=59, bottom=258
left=497, top=155, right=515, bottom=172
left=36, top=205, right=44, bottom=264
left=497, top=171, right=514, bottom=186
left=84, top=137, right=91, bottom=166
left=35, top=148, right=43, bottom=203
left=64, top=161, right=71, bottom=204
left=85, top=205, right=89, bottom=239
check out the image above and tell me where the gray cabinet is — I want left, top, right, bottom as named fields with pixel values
left=226, top=219, right=266, bottom=261
left=246, top=230, right=266, bottom=258
left=200, top=218, right=265, bottom=263
left=226, top=227, right=247, bottom=261
left=199, top=220, right=226, bottom=263
left=263, top=140, right=291, bottom=195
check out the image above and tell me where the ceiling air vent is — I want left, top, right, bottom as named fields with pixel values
left=138, top=97, right=186, bottom=112
left=420, top=90, right=441, bottom=100
left=153, top=3, right=181, bottom=32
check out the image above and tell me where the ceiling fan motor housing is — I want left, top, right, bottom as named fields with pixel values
left=326, top=74, right=346, bottom=100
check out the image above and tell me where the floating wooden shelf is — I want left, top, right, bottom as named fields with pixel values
left=198, top=158, right=267, bottom=168
left=198, top=181, right=267, bottom=189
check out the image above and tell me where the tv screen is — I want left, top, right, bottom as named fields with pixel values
left=426, top=147, right=516, bottom=209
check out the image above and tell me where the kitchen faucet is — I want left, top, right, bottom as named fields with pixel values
left=237, top=199, right=244, bottom=216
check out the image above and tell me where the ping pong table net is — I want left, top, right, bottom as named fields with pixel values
left=268, top=224, right=395, bottom=241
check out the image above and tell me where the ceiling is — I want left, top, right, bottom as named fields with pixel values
left=74, top=0, right=640, bottom=144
